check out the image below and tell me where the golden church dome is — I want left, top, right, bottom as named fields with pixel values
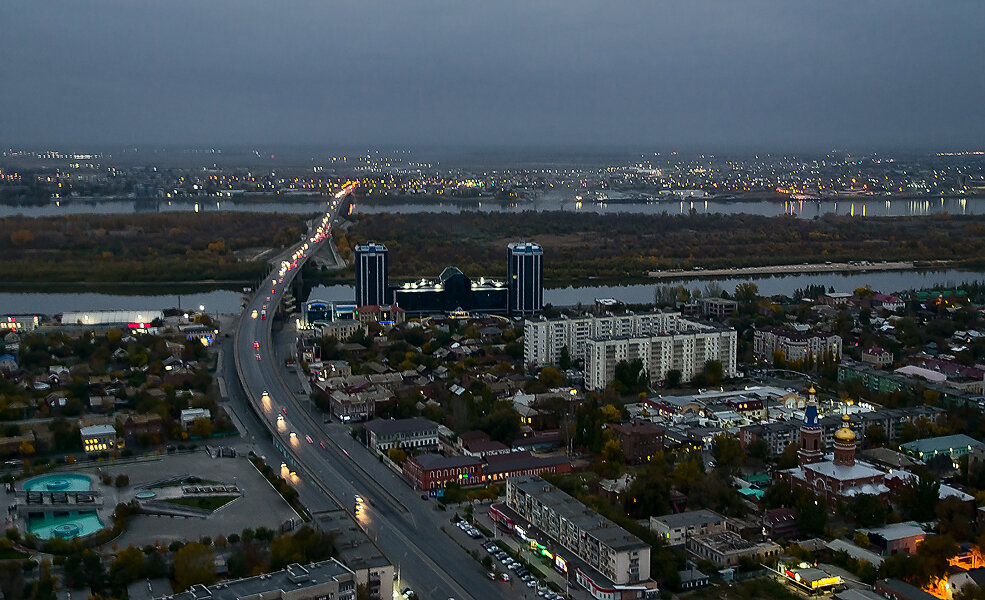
left=834, top=413, right=856, bottom=443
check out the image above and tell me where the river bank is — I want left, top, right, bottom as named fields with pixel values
left=646, top=260, right=947, bottom=280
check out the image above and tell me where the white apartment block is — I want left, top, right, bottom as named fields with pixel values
left=524, top=311, right=684, bottom=367
left=584, top=328, right=738, bottom=390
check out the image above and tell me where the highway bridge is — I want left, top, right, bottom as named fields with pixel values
left=232, top=185, right=520, bottom=600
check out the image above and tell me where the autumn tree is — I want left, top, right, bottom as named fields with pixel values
left=172, top=542, right=216, bottom=592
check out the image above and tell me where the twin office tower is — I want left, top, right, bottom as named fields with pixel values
left=355, top=241, right=543, bottom=316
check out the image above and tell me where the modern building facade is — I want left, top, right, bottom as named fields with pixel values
left=354, top=242, right=389, bottom=307
left=507, top=242, right=544, bottom=316
left=392, top=267, right=507, bottom=315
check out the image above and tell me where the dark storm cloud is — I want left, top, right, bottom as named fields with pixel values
left=1, top=0, right=983, bottom=150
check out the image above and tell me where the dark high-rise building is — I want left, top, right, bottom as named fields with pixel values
left=507, top=241, right=543, bottom=316
left=354, top=242, right=389, bottom=307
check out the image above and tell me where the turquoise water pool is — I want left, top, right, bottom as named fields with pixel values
left=23, top=474, right=92, bottom=492
left=27, top=512, right=104, bottom=539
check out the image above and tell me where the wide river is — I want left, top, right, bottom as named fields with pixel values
left=0, top=195, right=981, bottom=219
left=3, top=268, right=979, bottom=317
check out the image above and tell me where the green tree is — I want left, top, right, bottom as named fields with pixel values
left=558, top=346, right=571, bottom=370
left=538, top=366, right=563, bottom=388
left=735, top=282, right=760, bottom=304
left=664, top=369, right=682, bottom=388
left=711, top=433, right=743, bottom=473
left=109, top=545, right=145, bottom=592
left=172, top=542, right=216, bottom=592
left=387, top=447, right=407, bottom=465
left=899, top=474, right=940, bottom=522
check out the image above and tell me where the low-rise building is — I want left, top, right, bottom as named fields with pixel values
left=686, top=532, right=781, bottom=568
left=862, top=523, right=926, bottom=556
left=354, top=304, right=406, bottom=327
left=900, top=434, right=985, bottom=464
left=316, top=319, right=368, bottom=341
left=402, top=453, right=481, bottom=491
left=861, top=346, right=893, bottom=368
left=179, top=408, right=211, bottom=430
left=363, top=417, right=439, bottom=454
left=80, top=424, right=117, bottom=454
left=608, top=422, right=665, bottom=464
left=649, top=510, right=728, bottom=547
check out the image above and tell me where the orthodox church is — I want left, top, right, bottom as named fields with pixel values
left=786, top=387, right=890, bottom=506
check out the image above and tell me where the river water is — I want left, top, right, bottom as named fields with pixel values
left=1, top=195, right=981, bottom=219
left=2, top=269, right=981, bottom=316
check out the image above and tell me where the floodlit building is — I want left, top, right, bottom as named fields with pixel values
left=80, top=424, right=117, bottom=454
left=354, top=242, right=389, bottom=307
left=507, top=241, right=544, bottom=316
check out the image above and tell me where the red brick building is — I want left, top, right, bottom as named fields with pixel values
left=403, top=454, right=482, bottom=491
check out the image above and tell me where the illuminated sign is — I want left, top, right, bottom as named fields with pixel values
left=555, top=556, right=568, bottom=573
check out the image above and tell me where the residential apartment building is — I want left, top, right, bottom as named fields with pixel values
left=753, top=326, right=842, bottom=364
left=523, top=311, right=684, bottom=367
left=584, top=326, right=737, bottom=390
left=505, top=476, right=651, bottom=588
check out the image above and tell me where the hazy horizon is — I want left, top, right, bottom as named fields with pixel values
left=3, top=1, right=984, bottom=151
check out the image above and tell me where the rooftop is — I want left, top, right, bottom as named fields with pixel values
left=510, top=476, right=649, bottom=552
left=163, top=559, right=353, bottom=600
left=363, top=417, right=438, bottom=436
left=900, top=434, right=984, bottom=455
left=651, top=509, right=725, bottom=530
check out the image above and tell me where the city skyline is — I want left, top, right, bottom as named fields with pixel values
left=2, top=1, right=984, bottom=151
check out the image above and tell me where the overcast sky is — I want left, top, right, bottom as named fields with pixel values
left=2, top=1, right=983, bottom=152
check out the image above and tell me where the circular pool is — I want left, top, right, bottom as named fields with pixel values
left=52, top=523, right=80, bottom=538
left=23, top=473, right=92, bottom=493
left=135, top=491, right=156, bottom=499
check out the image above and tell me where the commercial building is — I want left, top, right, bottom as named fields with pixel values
left=354, top=242, right=389, bottom=307
left=60, top=310, right=163, bottom=327
left=162, top=560, right=357, bottom=600
left=507, top=242, right=543, bottom=316
left=753, top=326, right=842, bottom=364
left=1, top=315, right=40, bottom=331
left=314, top=319, right=367, bottom=341
left=649, top=510, right=727, bottom=547
left=504, top=476, right=652, bottom=593
left=391, top=267, right=507, bottom=316
left=354, top=304, right=405, bottom=327
left=363, top=417, right=439, bottom=454
left=403, top=453, right=482, bottom=491
left=80, top=424, right=118, bottom=454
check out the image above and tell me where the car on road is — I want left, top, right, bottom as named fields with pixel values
left=260, top=310, right=267, bottom=319
left=266, top=296, right=270, bottom=301
left=501, top=573, right=510, bottom=582
left=400, top=587, right=415, bottom=598
left=487, top=572, right=497, bottom=580
left=319, top=442, right=326, bottom=449
left=255, top=353, right=261, bottom=361
left=289, top=432, right=297, bottom=440
left=253, top=341, right=259, bottom=349
left=250, top=309, right=258, bottom=319
left=305, top=435, right=313, bottom=444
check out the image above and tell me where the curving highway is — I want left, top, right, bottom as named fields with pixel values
left=232, top=189, right=525, bottom=600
